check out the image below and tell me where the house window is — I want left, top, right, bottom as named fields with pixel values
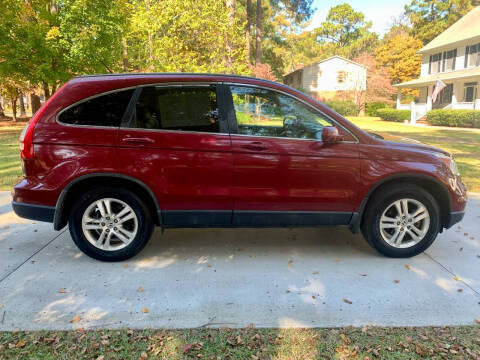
left=337, top=70, right=346, bottom=83
left=429, top=53, right=442, bottom=74
left=465, top=44, right=480, bottom=68
left=463, top=82, right=478, bottom=102
left=442, top=49, right=457, bottom=71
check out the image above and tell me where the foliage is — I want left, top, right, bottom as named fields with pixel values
left=365, top=102, right=393, bottom=116
left=323, top=99, right=358, bottom=116
left=249, top=63, right=277, bottom=81
left=315, top=3, right=378, bottom=59
left=376, top=108, right=411, bottom=122
left=427, top=109, right=480, bottom=128
left=404, top=0, right=474, bottom=44
left=375, top=34, right=423, bottom=91
left=354, top=53, right=396, bottom=104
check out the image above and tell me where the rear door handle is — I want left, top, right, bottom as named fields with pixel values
left=240, top=141, right=267, bottom=151
left=122, top=137, right=155, bottom=145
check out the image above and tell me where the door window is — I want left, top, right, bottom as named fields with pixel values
left=130, top=86, right=220, bottom=133
left=464, top=82, right=477, bottom=102
left=59, top=89, right=134, bottom=127
left=230, top=85, right=333, bottom=140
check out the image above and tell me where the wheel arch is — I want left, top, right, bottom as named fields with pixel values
left=54, top=173, right=162, bottom=230
left=349, top=173, right=452, bottom=233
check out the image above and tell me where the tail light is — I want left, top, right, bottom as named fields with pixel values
left=20, top=84, right=65, bottom=159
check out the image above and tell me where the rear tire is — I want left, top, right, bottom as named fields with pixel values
left=69, top=187, right=154, bottom=262
left=361, top=184, right=440, bottom=258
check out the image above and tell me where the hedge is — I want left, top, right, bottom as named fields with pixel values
left=376, top=108, right=411, bottom=122
left=365, top=102, right=392, bottom=116
left=324, top=100, right=357, bottom=116
left=427, top=109, right=480, bottom=128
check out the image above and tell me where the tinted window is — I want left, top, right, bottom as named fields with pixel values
left=230, top=86, right=332, bottom=140
left=131, top=86, right=219, bottom=133
left=59, top=89, right=134, bottom=127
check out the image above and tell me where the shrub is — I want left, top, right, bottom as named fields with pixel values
left=365, top=102, right=392, bottom=116
left=376, top=108, right=411, bottom=122
left=427, top=109, right=480, bottom=128
left=324, top=100, right=357, bottom=116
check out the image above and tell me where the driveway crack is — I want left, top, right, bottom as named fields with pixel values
left=424, top=251, right=480, bottom=297
left=0, top=229, right=66, bottom=284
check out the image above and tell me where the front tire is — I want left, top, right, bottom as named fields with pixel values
left=361, top=184, right=440, bottom=258
left=69, top=187, right=154, bottom=262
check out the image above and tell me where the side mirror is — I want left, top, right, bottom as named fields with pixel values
left=321, top=126, right=340, bottom=143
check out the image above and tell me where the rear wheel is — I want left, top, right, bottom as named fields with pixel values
left=361, top=184, right=440, bottom=258
left=69, top=187, right=154, bottom=261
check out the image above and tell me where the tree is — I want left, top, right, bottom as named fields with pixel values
left=404, top=0, right=473, bottom=44
left=375, top=34, right=423, bottom=85
left=316, top=3, right=378, bottom=59
left=354, top=53, right=396, bottom=104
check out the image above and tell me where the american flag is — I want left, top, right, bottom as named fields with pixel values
left=432, top=79, right=447, bottom=103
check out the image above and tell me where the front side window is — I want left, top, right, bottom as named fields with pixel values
left=131, top=86, right=220, bottom=133
left=230, top=85, right=333, bottom=140
left=463, top=82, right=478, bottom=102
left=429, top=53, right=442, bottom=74
left=443, top=49, right=456, bottom=71
left=59, top=89, right=134, bottom=127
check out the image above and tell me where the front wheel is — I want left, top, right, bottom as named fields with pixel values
left=69, top=187, right=154, bottom=262
left=361, top=184, right=440, bottom=258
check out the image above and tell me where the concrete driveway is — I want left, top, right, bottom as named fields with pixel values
left=0, top=191, right=479, bottom=331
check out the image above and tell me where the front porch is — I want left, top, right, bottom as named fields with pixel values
left=395, top=71, right=480, bottom=124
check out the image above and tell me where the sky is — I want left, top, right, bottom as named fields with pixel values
left=308, top=0, right=411, bottom=36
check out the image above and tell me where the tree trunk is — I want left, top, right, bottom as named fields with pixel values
left=0, top=98, right=5, bottom=117
left=11, top=98, right=17, bottom=122
left=51, top=82, right=57, bottom=96
left=19, top=92, right=26, bottom=117
left=246, top=0, right=251, bottom=64
left=42, top=81, right=51, bottom=100
left=31, top=94, right=41, bottom=114
left=226, top=0, right=235, bottom=72
left=255, top=0, right=262, bottom=66
left=122, top=37, right=129, bottom=72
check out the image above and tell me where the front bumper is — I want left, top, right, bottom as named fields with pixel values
left=445, top=211, right=465, bottom=229
left=12, top=202, right=55, bottom=223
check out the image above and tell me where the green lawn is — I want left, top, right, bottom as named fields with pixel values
left=1, top=326, right=479, bottom=359
left=348, top=116, right=480, bottom=192
left=0, top=120, right=25, bottom=191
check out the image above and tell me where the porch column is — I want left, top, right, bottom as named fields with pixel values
left=451, top=81, right=458, bottom=109
left=410, top=101, right=416, bottom=125
left=396, top=88, right=401, bottom=109
left=475, top=99, right=480, bottom=110
left=426, top=85, right=432, bottom=111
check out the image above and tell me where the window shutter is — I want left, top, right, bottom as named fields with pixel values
left=429, top=55, right=432, bottom=74
left=453, top=49, right=457, bottom=70
left=465, top=46, right=469, bottom=68
left=442, top=52, right=446, bottom=72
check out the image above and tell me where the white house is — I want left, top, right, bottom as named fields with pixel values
left=395, top=6, right=480, bottom=122
left=284, top=55, right=367, bottom=101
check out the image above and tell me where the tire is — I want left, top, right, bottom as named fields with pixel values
left=69, top=187, right=154, bottom=262
left=361, top=184, right=440, bottom=258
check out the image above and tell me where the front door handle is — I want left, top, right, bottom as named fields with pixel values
left=240, top=141, right=267, bottom=151
left=121, top=137, right=155, bottom=145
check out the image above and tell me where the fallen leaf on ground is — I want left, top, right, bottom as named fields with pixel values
left=2, top=225, right=9, bottom=230
left=360, top=274, right=367, bottom=276
left=459, top=247, right=463, bottom=251
left=123, top=264, right=129, bottom=268
left=405, top=264, right=411, bottom=270
left=457, top=289, right=463, bottom=292
left=453, top=275, right=462, bottom=281
left=183, top=343, right=194, bottom=354
left=334, top=258, right=340, bottom=262
left=96, top=356, right=105, bottom=360
left=16, top=341, right=25, bottom=348
left=312, top=295, right=316, bottom=299
left=343, top=298, right=352, bottom=304
left=141, top=307, right=149, bottom=313
left=285, top=290, right=290, bottom=293
left=312, top=271, right=319, bottom=275
left=137, top=286, right=144, bottom=292
left=70, top=315, right=81, bottom=323
left=237, top=248, right=244, bottom=251
left=394, top=280, right=400, bottom=283
left=470, top=237, right=475, bottom=240
left=475, top=318, right=480, bottom=324
left=59, top=288, right=66, bottom=294
left=415, top=344, right=426, bottom=356
left=464, top=232, right=469, bottom=236
left=207, top=264, right=211, bottom=268
left=140, top=351, right=148, bottom=359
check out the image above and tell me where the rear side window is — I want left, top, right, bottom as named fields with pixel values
left=59, top=89, right=134, bottom=127
left=130, top=86, right=220, bottom=133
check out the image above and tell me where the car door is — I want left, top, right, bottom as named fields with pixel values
left=227, top=84, right=360, bottom=226
left=117, top=83, right=233, bottom=226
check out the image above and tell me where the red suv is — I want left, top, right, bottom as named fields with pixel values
left=13, top=74, right=467, bottom=261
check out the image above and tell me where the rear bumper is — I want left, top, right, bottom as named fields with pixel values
left=12, top=202, right=55, bottom=223
left=446, top=211, right=465, bottom=229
